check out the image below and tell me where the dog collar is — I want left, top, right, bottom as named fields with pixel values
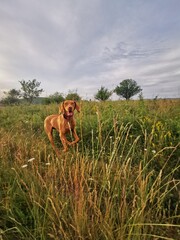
left=63, top=113, right=72, bottom=120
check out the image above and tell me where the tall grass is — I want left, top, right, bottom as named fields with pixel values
left=0, top=99, right=180, bottom=239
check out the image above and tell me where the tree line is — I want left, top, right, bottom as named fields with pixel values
left=1, top=79, right=43, bottom=105
left=1, top=79, right=142, bottom=105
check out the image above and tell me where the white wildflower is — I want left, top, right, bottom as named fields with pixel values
left=152, top=150, right=156, bottom=154
left=27, top=158, right=35, bottom=162
left=21, top=164, right=28, bottom=168
left=45, top=162, right=50, bottom=166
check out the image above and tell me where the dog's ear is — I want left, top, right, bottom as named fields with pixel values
left=59, top=102, right=65, bottom=114
left=74, top=101, right=80, bottom=112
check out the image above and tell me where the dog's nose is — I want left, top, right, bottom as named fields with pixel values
left=68, top=107, right=73, bottom=112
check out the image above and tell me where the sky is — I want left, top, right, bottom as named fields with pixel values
left=0, top=0, right=180, bottom=100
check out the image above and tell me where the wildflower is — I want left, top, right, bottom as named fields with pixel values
left=45, top=162, right=50, bottom=166
left=152, top=150, right=156, bottom=154
left=27, top=158, right=35, bottom=162
left=144, top=148, right=147, bottom=151
left=21, top=164, right=28, bottom=168
left=88, top=178, right=94, bottom=181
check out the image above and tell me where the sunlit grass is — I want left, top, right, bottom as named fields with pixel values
left=0, top=99, right=180, bottom=239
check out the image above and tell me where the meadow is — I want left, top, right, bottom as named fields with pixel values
left=0, top=99, right=180, bottom=240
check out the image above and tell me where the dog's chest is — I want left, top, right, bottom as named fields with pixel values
left=64, top=120, right=75, bottom=132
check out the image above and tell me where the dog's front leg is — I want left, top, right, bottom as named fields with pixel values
left=69, top=129, right=80, bottom=145
left=59, top=133, right=68, bottom=152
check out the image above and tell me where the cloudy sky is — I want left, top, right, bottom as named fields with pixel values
left=0, top=0, right=180, bottom=100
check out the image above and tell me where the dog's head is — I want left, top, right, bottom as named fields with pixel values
left=60, top=100, right=80, bottom=117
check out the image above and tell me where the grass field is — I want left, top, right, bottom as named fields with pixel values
left=0, top=99, right=180, bottom=240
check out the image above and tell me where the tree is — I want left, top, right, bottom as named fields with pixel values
left=1, top=89, right=21, bottom=105
left=94, top=86, right=112, bottom=101
left=19, top=79, right=43, bottom=103
left=44, top=92, right=65, bottom=104
left=114, top=79, right=142, bottom=100
left=66, top=91, right=81, bottom=101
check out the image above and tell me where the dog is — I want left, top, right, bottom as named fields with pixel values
left=44, top=100, right=80, bottom=155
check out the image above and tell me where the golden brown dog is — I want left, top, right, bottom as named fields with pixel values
left=44, top=100, right=80, bottom=155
